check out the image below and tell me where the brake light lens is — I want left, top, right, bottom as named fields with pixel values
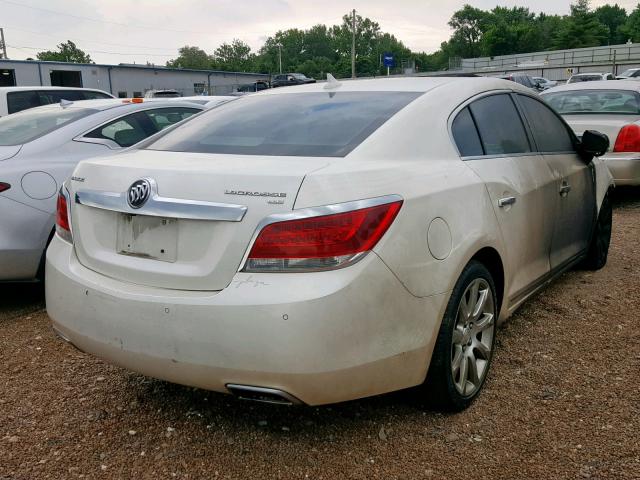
left=0, top=182, right=10, bottom=192
left=56, top=190, right=73, bottom=243
left=613, top=124, right=640, bottom=152
left=244, top=199, right=403, bottom=272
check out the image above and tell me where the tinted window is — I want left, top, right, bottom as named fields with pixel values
left=85, top=107, right=199, bottom=147
left=7, top=91, right=40, bottom=114
left=147, top=91, right=421, bottom=157
left=145, top=107, right=198, bottom=130
left=81, top=91, right=112, bottom=100
left=469, top=94, right=531, bottom=155
left=543, top=89, right=640, bottom=115
left=452, top=107, right=483, bottom=156
left=518, top=95, right=574, bottom=152
left=0, top=107, right=96, bottom=145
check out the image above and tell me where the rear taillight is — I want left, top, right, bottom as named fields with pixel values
left=56, top=189, right=73, bottom=244
left=0, top=182, right=10, bottom=193
left=243, top=197, right=403, bottom=272
left=613, top=124, right=640, bottom=152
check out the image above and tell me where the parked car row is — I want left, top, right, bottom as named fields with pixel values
left=21, top=76, right=613, bottom=412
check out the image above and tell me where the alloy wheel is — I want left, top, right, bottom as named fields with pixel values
left=450, top=278, right=495, bottom=397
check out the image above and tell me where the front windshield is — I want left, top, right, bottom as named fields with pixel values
left=292, top=73, right=308, bottom=79
left=543, top=89, right=640, bottom=115
left=0, top=107, right=96, bottom=146
left=619, top=69, right=636, bottom=77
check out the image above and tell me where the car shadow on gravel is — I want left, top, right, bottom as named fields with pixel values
left=610, top=185, right=640, bottom=208
left=123, top=372, right=451, bottom=438
left=0, top=282, right=45, bottom=319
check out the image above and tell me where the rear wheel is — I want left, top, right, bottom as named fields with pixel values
left=582, top=196, right=612, bottom=270
left=423, top=261, right=497, bottom=411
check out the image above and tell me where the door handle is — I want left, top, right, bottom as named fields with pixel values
left=498, top=196, right=516, bottom=207
left=559, top=182, right=572, bottom=197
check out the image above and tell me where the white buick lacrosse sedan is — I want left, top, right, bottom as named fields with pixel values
left=46, top=77, right=613, bottom=410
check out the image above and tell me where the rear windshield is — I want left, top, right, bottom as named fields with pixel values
left=543, top=89, right=640, bottom=115
left=568, top=75, right=602, bottom=83
left=147, top=91, right=421, bottom=157
left=7, top=90, right=111, bottom=114
left=0, top=107, right=96, bottom=145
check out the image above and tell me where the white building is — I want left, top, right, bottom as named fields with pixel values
left=0, top=59, right=270, bottom=96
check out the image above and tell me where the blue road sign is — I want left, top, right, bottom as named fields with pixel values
left=383, top=53, right=394, bottom=68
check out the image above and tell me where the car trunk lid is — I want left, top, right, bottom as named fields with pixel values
left=564, top=115, right=640, bottom=151
left=70, top=150, right=329, bottom=291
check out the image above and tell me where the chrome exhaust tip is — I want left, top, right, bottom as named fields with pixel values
left=226, top=384, right=303, bottom=405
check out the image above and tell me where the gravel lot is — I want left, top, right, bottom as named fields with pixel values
left=1, top=188, right=639, bottom=480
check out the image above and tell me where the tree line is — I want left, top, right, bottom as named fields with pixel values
left=35, top=1, right=640, bottom=78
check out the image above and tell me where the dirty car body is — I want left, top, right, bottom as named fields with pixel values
left=46, top=77, right=613, bottom=407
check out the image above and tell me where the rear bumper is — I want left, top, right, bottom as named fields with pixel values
left=601, top=155, right=640, bottom=186
left=46, top=235, right=448, bottom=405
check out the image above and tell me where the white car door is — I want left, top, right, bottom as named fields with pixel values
left=515, top=94, right=596, bottom=269
left=452, top=92, right=558, bottom=304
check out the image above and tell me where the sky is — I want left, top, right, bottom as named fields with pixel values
left=1, top=0, right=639, bottom=65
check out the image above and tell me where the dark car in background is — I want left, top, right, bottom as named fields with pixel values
left=236, top=81, right=270, bottom=94
left=271, top=73, right=316, bottom=88
left=498, top=73, right=541, bottom=91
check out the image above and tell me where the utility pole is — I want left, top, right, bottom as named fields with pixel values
left=0, top=28, right=7, bottom=60
left=278, top=44, right=282, bottom=74
left=351, top=9, right=356, bottom=78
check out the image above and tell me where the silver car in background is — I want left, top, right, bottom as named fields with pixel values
left=542, top=80, right=640, bottom=185
left=0, top=98, right=204, bottom=281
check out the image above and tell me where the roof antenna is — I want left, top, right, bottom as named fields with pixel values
left=60, top=99, right=73, bottom=109
left=324, top=73, right=342, bottom=90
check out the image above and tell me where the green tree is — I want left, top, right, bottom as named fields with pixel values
left=166, top=46, right=212, bottom=70
left=213, top=39, right=255, bottom=71
left=36, top=40, right=92, bottom=63
left=595, top=4, right=628, bottom=45
left=447, top=5, right=490, bottom=58
left=553, top=0, right=608, bottom=49
left=619, top=4, right=640, bottom=43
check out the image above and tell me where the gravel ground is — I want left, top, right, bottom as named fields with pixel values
left=1, top=188, right=639, bottom=480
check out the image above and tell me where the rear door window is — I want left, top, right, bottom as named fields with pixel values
left=144, top=107, right=199, bottom=131
left=84, top=107, right=200, bottom=148
left=469, top=94, right=531, bottom=155
left=517, top=95, right=575, bottom=153
left=147, top=91, right=422, bottom=157
left=452, top=107, right=483, bottom=157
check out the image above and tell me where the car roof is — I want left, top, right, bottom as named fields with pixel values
left=571, top=73, right=605, bottom=76
left=0, top=86, right=111, bottom=93
left=257, top=76, right=530, bottom=95
left=542, top=80, right=640, bottom=94
left=23, top=98, right=205, bottom=113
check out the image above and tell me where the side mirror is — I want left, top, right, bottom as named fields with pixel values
left=579, top=130, right=609, bottom=160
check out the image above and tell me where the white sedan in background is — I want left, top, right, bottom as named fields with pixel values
left=0, top=98, right=205, bottom=282
left=542, top=80, right=640, bottom=185
left=47, top=77, right=613, bottom=410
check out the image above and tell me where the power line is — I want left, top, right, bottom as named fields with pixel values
left=3, top=25, right=178, bottom=51
left=0, top=0, right=267, bottom=36
left=7, top=44, right=176, bottom=57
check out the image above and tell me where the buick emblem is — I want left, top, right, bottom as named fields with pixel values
left=127, top=179, right=151, bottom=209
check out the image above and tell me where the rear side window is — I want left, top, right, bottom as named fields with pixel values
left=81, top=91, right=112, bottom=100
left=452, top=107, right=483, bottom=156
left=85, top=107, right=199, bottom=148
left=517, top=95, right=574, bottom=153
left=147, top=91, right=422, bottom=157
left=469, top=94, right=531, bottom=155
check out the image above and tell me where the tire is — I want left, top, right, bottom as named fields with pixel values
left=581, top=195, right=612, bottom=270
left=422, top=260, right=498, bottom=412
